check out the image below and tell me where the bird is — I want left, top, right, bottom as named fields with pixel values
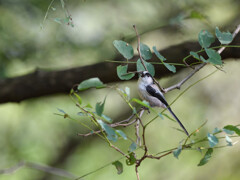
left=137, top=71, right=189, bottom=136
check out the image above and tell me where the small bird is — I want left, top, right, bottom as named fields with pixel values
left=138, top=71, right=189, bottom=136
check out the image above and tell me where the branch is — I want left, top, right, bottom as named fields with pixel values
left=1, top=30, right=240, bottom=103
left=164, top=24, right=240, bottom=92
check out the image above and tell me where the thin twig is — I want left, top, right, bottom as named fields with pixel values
left=164, top=24, right=240, bottom=93
left=133, top=25, right=165, bottom=92
left=133, top=25, right=147, bottom=71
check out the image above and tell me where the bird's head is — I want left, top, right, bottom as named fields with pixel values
left=139, top=71, right=153, bottom=85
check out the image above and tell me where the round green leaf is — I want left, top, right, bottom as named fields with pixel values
left=215, top=27, right=233, bottom=45
left=140, top=43, right=152, bottom=60
left=205, top=48, right=222, bottom=65
left=113, top=40, right=134, bottom=59
left=136, top=59, right=155, bottom=76
left=117, top=65, right=135, bottom=80
left=198, top=30, right=215, bottom=48
left=78, top=78, right=105, bottom=91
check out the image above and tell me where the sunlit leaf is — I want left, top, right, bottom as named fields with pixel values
left=223, top=128, right=234, bottom=135
left=116, top=130, right=128, bottom=140
left=125, top=87, right=130, bottom=100
left=113, top=40, right=134, bottom=59
left=78, top=78, right=105, bottom=91
left=207, top=133, right=219, bottom=147
left=215, top=27, right=233, bottom=44
left=190, top=10, right=206, bottom=20
left=131, top=98, right=150, bottom=108
left=97, top=120, right=118, bottom=142
left=117, top=65, right=135, bottom=80
left=198, top=148, right=213, bottom=166
left=136, top=59, right=155, bottom=76
left=73, top=93, right=82, bottom=105
left=198, top=30, right=215, bottom=48
left=225, top=135, right=232, bottom=146
left=140, top=43, right=152, bottom=60
left=112, top=161, right=123, bottom=174
left=223, top=125, right=240, bottom=136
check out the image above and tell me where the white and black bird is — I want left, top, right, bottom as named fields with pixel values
left=138, top=71, right=189, bottom=136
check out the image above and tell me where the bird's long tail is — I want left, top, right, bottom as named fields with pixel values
left=167, top=108, right=189, bottom=136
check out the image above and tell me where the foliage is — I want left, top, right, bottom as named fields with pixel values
left=52, top=25, right=240, bottom=180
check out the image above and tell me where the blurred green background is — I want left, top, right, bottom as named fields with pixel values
left=0, top=0, right=240, bottom=179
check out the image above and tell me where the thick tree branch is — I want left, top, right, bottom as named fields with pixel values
left=0, top=33, right=240, bottom=104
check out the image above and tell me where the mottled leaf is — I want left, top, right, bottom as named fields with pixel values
left=207, top=133, right=219, bottom=147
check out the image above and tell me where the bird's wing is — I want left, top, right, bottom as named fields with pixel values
left=146, top=85, right=169, bottom=107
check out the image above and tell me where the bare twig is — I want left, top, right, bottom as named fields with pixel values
left=133, top=25, right=165, bottom=92
left=0, top=161, right=77, bottom=179
left=164, top=24, right=240, bottom=93
left=135, top=120, right=141, bottom=146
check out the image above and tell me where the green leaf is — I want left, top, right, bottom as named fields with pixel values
left=97, top=120, right=118, bottom=142
left=126, top=152, right=136, bottom=166
left=112, top=161, right=123, bottom=175
left=200, top=56, right=208, bottom=63
left=164, top=63, right=176, bottom=73
left=190, top=10, right=206, bottom=20
left=198, top=30, right=215, bottom=48
left=222, top=128, right=234, bottom=135
left=223, top=125, right=240, bottom=136
left=153, top=46, right=166, bottom=61
left=140, top=43, right=152, bottom=60
left=117, top=65, right=135, bottom=80
left=225, top=135, right=232, bottom=146
left=73, top=93, right=82, bottom=105
left=205, top=48, right=222, bottom=65
left=207, top=133, right=219, bottom=147
left=215, top=27, right=233, bottom=44
left=129, top=142, right=137, bottom=152
left=95, top=98, right=106, bottom=117
left=136, top=59, right=155, bottom=76
left=190, top=51, right=200, bottom=60
left=78, top=78, right=105, bottom=91
left=101, top=114, right=112, bottom=123
left=153, top=46, right=175, bottom=73
left=131, top=98, right=150, bottom=108
left=113, top=40, right=134, bottom=59
left=173, top=145, right=182, bottom=159
left=116, top=130, right=128, bottom=140
left=198, top=148, right=213, bottom=166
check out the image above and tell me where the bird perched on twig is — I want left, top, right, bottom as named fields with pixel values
left=137, top=71, right=189, bottom=136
